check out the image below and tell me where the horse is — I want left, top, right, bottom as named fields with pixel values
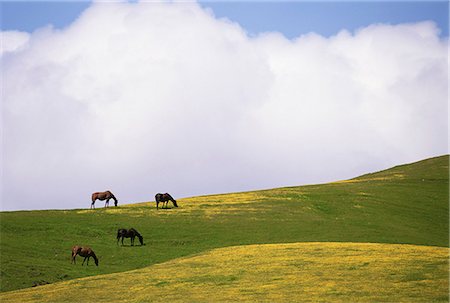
left=91, top=190, right=118, bottom=209
left=117, top=228, right=144, bottom=246
left=71, top=246, right=99, bottom=266
left=155, top=193, right=178, bottom=209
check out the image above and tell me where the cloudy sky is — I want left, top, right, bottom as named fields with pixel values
left=1, top=1, right=448, bottom=211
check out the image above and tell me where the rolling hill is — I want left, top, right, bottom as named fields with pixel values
left=1, top=242, right=448, bottom=302
left=0, top=155, right=448, bottom=301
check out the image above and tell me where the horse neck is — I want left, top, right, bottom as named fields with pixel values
left=90, top=251, right=98, bottom=262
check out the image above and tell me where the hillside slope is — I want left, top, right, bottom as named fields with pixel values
left=0, top=155, right=448, bottom=292
left=1, top=242, right=448, bottom=302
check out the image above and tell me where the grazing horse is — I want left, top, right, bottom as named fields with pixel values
left=117, top=228, right=144, bottom=246
left=155, top=193, right=178, bottom=209
left=71, top=246, right=99, bottom=266
left=91, top=190, right=118, bottom=209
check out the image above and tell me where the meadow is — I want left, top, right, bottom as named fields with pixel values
left=0, top=155, right=448, bottom=302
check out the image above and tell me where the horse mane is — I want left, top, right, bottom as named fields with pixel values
left=164, top=193, right=174, bottom=200
left=110, top=192, right=118, bottom=202
left=91, top=250, right=99, bottom=265
left=129, top=228, right=141, bottom=236
left=91, top=250, right=98, bottom=260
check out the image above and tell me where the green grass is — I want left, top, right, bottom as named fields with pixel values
left=0, top=155, right=448, bottom=294
left=1, top=242, right=448, bottom=303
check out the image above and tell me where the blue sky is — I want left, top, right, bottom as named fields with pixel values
left=1, top=1, right=448, bottom=38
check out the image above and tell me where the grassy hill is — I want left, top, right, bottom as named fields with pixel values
left=1, top=243, right=448, bottom=302
left=0, top=155, right=448, bottom=299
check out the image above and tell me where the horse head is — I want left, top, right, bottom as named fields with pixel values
left=138, top=234, right=144, bottom=246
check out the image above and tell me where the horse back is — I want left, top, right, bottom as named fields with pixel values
left=156, top=193, right=173, bottom=202
left=78, top=247, right=93, bottom=257
left=129, top=228, right=140, bottom=236
left=92, top=191, right=113, bottom=201
left=164, top=193, right=174, bottom=201
left=92, top=192, right=105, bottom=201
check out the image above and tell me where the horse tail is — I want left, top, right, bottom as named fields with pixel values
left=117, top=229, right=122, bottom=243
left=155, top=194, right=161, bottom=209
left=71, top=246, right=80, bottom=263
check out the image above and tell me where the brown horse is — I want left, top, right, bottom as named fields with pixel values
left=91, top=190, right=118, bottom=209
left=71, top=246, right=99, bottom=266
left=155, top=193, right=178, bottom=209
left=117, top=228, right=144, bottom=246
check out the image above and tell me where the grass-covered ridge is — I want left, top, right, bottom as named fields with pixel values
left=0, top=155, right=448, bottom=294
left=1, top=242, right=448, bottom=303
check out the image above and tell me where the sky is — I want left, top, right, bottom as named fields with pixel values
left=1, top=1, right=448, bottom=211
left=1, top=1, right=449, bottom=37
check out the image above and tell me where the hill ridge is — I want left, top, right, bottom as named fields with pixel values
left=354, top=154, right=449, bottom=181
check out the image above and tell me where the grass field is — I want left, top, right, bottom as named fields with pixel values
left=1, top=242, right=448, bottom=302
left=0, top=155, right=448, bottom=301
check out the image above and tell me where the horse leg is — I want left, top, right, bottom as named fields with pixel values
left=82, top=256, right=87, bottom=266
left=131, top=236, right=135, bottom=246
left=121, top=236, right=124, bottom=246
left=156, top=201, right=159, bottom=210
left=91, top=201, right=95, bottom=209
left=71, top=252, right=77, bottom=264
left=105, top=199, right=109, bottom=208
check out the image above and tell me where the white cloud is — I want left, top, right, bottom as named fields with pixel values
left=1, top=2, right=447, bottom=210
left=1, top=31, right=30, bottom=56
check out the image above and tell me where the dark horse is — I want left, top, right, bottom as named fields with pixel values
left=155, top=193, right=178, bottom=209
left=71, top=246, right=99, bottom=266
left=91, top=190, right=118, bottom=209
left=117, top=228, right=144, bottom=246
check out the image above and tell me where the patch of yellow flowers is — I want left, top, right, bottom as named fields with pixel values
left=1, top=242, right=448, bottom=302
